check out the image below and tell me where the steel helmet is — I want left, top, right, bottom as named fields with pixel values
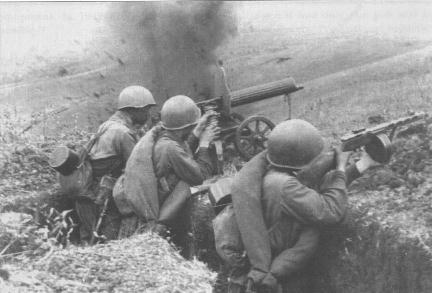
left=161, top=95, right=201, bottom=130
left=117, top=86, right=156, bottom=110
left=267, top=119, right=324, bottom=169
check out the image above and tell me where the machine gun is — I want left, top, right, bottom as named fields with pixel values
left=196, top=62, right=303, bottom=162
left=297, top=112, right=428, bottom=188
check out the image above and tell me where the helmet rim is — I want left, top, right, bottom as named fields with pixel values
left=266, top=153, right=310, bottom=170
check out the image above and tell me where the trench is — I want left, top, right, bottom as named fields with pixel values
left=2, top=124, right=432, bottom=292
left=184, top=195, right=432, bottom=293
left=183, top=123, right=432, bottom=293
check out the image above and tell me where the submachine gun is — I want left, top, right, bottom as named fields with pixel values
left=297, top=112, right=428, bottom=188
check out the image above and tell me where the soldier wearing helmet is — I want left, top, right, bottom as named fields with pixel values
left=75, top=85, right=156, bottom=243
left=89, top=85, right=156, bottom=164
left=152, top=95, right=219, bottom=241
left=114, top=95, right=219, bottom=247
left=217, top=119, right=380, bottom=293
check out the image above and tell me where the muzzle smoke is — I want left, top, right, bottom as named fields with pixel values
left=109, top=1, right=237, bottom=101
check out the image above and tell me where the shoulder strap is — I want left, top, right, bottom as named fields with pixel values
left=80, top=128, right=108, bottom=162
left=86, top=130, right=106, bottom=153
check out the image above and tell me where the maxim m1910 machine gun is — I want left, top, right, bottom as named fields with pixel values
left=196, top=62, right=303, bottom=163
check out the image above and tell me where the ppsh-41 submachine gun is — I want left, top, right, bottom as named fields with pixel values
left=298, top=112, right=428, bottom=188
left=340, top=112, right=428, bottom=163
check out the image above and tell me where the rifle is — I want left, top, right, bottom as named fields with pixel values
left=90, top=196, right=109, bottom=245
left=297, top=112, right=428, bottom=188
left=90, top=175, right=117, bottom=245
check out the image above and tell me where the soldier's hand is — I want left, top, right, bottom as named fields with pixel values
left=194, top=110, right=218, bottom=137
left=355, top=148, right=381, bottom=173
left=335, top=146, right=352, bottom=172
left=199, top=124, right=220, bottom=148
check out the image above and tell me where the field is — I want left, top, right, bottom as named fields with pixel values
left=2, top=1, right=432, bottom=292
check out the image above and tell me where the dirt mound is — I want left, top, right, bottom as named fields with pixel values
left=304, top=121, right=432, bottom=293
left=347, top=121, right=432, bottom=243
left=1, top=233, right=215, bottom=293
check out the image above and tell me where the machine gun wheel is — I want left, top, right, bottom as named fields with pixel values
left=235, top=115, right=275, bottom=160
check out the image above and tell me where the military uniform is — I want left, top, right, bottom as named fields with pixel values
left=76, top=111, right=138, bottom=242
left=259, top=168, right=348, bottom=293
left=153, top=131, right=213, bottom=204
left=116, top=94, right=215, bottom=243
left=216, top=149, right=361, bottom=293
left=90, top=111, right=137, bottom=172
left=116, top=129, right=215, bottom=240
left=153, top=130, right=214, bottom=247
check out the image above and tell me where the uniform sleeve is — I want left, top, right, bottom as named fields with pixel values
left=194, top=147, right=214, bottom=179
left=346, top=164, right=361, bottom=186
left=187, top=134, right=215, bottom=178
left=280, top=170, right=347, bottom=225
left=114, top=130, right=137, bottom=164
left=167, top=143, right=211, bottom=186
left=186, top=133, right=199, bottom=152
left=270, top=227, right=320, bottom=279
left=318, top=165, right=360, bottom=191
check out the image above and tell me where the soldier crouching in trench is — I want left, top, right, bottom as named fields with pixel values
left=214, top=119, right=380, bottom=293
left=114, top=95, right=219, bottom=254
left=75, top=86, right=156, bottom=243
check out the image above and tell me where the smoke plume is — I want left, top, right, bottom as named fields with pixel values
left=109, top=1, right=237, bottom=101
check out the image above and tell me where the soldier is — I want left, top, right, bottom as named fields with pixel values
left=117, top=95, right=218, bottom=244
left=154, top=95, right=218, bottom=239
left=76, top=85, right=156, bottom=243
left=216, top=119, right=380, bottom=293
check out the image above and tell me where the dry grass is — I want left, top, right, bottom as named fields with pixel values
left=1, top=233, right=215, bottom=293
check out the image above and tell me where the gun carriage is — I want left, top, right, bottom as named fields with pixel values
left=196, top=77, right=303, bottom=160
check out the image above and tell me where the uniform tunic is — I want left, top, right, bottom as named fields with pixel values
left=152, top=130, right=214, bottom=251
left=222, top=149, right=361, bottom=293
left=118, top=130, right=215, bottom=240
left=258, top=169, right=345, bottom=292
left=89, top=110, right=137, bottom=171
left=76, top=111, right=138, bottom=242
left=153, top=131, right=214, bottom=203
